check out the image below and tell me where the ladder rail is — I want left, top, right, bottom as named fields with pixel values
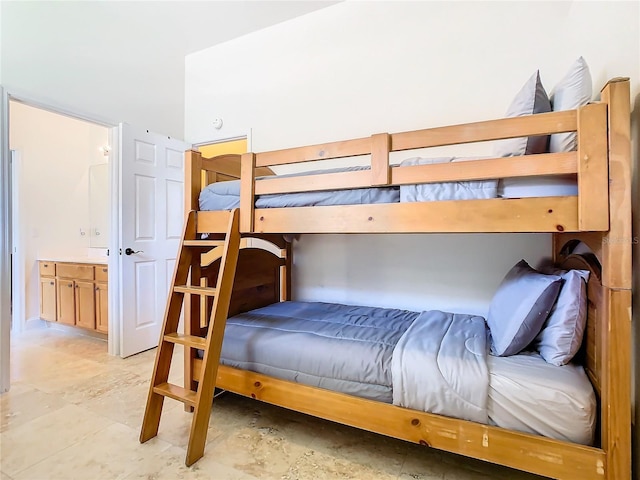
left=140, top=211, right=197, bottom=442
left=139, top=208, right=242, bottom=468
left=186, top=209, right=241, bottom=465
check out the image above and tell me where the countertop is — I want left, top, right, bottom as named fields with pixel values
left=39, top=257, right=108, bottom=265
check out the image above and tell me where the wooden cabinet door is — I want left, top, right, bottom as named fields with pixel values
left=40, top=277, right=57, bottom=321
left=95, top=282, right=108, bottom=333
left=75, top=281, right=96, bottom=330
left=57, top=280, right=76, bottom=325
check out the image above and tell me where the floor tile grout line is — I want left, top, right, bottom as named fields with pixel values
left=6, top=419, right=117, bottom=478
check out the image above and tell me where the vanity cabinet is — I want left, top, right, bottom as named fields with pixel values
left=39, top=261, right=108, bottom=334
left=95, top=265, right=109, bottom=333
left=39, top=262, right=57, bottom=321
left=75, top=281, right=97, bottom=329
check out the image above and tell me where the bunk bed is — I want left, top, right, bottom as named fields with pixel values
left=142, top=78, right=632, bottom=480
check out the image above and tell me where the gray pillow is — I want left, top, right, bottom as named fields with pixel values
left=487, top=260, right=562, bottom=356
left=493, top=70, right=551, bottom=158
left=533, top=268, right=590, bottom=366
left=549, top=57, right=592, bottom=153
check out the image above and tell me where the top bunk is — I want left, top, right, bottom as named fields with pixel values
left=186, top=78, right=630, bottom=235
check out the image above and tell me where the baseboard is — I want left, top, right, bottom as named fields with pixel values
left=43, top=320, right=108, bottom=341
left=24, top=317, right=47, bottom=330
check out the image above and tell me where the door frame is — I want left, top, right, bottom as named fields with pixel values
left=1, top=86, right=11, bottom=393
left=1, top=91, right=121, bottom=367
left=108, top=125, right=121, bottom=356
left=191, top=131, right=252, bottom=153
left=10, top=149, right=24, bottom=335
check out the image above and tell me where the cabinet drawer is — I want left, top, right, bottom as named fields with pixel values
left=95, top=265, right=108, bottom=282
left=39, top=261, right=56, bottom=277
left=57, top=263, right=94, bottom=281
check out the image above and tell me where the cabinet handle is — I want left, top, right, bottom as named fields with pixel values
left=43, top=263, right=48, bottom=267
left=50, top=281, right=54, bottom=285
left=68, top=283, right=73, bottom=288
left=95, top=286, right=100, bottom=291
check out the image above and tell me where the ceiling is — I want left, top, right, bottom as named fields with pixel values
left=1, top=1, right=340, bottom=59
left=0, top=1, right=340, bottom=137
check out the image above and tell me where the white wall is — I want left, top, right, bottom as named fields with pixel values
left=185, top=0, right=640, bottom=467
left=9, top=102, right=109, bottom=322
left=185, top=0, right=638, bottom=308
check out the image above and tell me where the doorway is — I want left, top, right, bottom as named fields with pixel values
left=8, top=100, right=112, bottom=339
left=196, top=138, right=247, bottom=157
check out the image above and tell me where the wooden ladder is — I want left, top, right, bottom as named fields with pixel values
left=140, top=209, right=241, bottom=466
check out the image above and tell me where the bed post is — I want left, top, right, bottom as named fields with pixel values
left=599, top=78, right=632, bottom=480
left=183, top=150, right=203, bottom=410
left=281, top=240, right=292, bottom=301
left=240, top=153, right=256, bottom=232
left=185, top=150, right=203, bottom=211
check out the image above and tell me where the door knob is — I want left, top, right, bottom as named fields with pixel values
left=125, top=248, right=143, bottom=255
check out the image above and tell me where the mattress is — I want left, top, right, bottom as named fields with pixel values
left=199, top=161, right=498, bottom=211
left=487, top=352, right=596, bottom=445
left=199, top=166, right=401, bottom=211
left=218, top=301, right=596, bottom=445
left=199, top=158, right=577, bottom=211
left=499, top=174, right=578, bottom=198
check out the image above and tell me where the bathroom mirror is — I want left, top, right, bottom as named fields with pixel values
left=89, top=163, right=109, bottom=248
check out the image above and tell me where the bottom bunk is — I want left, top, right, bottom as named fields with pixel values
left=189, top=252, right=607, bottom=480
left=199, top=300, right=595, bottom=446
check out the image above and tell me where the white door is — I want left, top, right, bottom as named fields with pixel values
left=119, top=123, right=190, bottom=357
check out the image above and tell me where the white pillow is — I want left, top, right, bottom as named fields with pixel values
left=534, top=268, right=590, bottom=366
left=493, top=70, right=551, bottom=158
left=549, top=57, right=592, bottom=153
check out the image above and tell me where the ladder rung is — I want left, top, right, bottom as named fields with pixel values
left=164, top=333, right=207, bottom=349
left=174, top=285, right=217, bottom=296
left=153, top=382, right=197, bottom=407
left=183, top=240, right=225, bottom=248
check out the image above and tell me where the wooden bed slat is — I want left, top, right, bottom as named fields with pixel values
left=202, top=364, right=607, bottom=480
left=256, top=136, right=371, bottom=167
left=201, top=155, right=274, bottom=181
left=252, top=197, right=579, bottom=234
left=391, top=152, right=577, bottom=185
left=201, top=154, right=243, bottom=178
left=254, top=153, right=577, bottom=196
left=391, top=110, right=577, bottom=151
left=254, top=169, right=372, bottom=195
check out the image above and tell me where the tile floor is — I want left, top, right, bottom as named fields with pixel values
left=1, top=324, right=546, bottom=480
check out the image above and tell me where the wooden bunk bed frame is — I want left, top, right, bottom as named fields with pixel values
left=172, top=78, right=631, bottom=479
